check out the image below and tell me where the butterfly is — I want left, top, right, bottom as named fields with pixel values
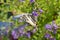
left=12, top=13, right=37, bottom=27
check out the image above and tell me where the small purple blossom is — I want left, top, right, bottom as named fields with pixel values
left=18, top=29, right=23, bottom=33
left=30, top=0, right=35, bottom=3
left=39, top=9, right=43, bottom=13
left=11, top=30, right=19, bottom=39
left=51, top=21, right=58, bottom=34
left=19, top=27, right=24, bottom=31
left=45, top=33, right=51, bottom=38
left=52, top=21, right=58, bottom=29
left=26, top=33, right=31, bottom=38
left=18, top=23, right=28, bottom=33
left=53, top=29, right=57, bottom=34
left=53, top=24, right=58, bottom=29
left=19, top=32, right=25, bottom=36
left=32, top=11, right=38, bottom=16
left=52, top=21, right=55, bottom=24
left=45, top=24, right=52, bottom=31
left=26, top=31, right=32, bottom=38
left=18, top=23, right=28, bottom=36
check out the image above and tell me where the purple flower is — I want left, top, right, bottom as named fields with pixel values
left=39, top=9, right=43, bottom=13
left=19, top=32, right=25, bottom=36
left=50, top=38, right=56, bottom=40
left=27, top=33, right=30, bottom=38
left=45, top=24, right=52, bottom=31
left=19, top=27, right=24, bottom=31
left=30, top=0, right=35, bottom=3
left=45, top=33, right=51, bottom=38
left=52, top=21, right=58, bottom=29
left=32, top=11, right=38, bottom=16
left=11, top=30, right=19, bottom=39
left=53, top=29, right=57, bottom=34
left=52, top=21, right=55, bottom=24
left=18, top=29, right=25, bottom=36
left=19, top=29, right=24, bottom=34
left=18, top=23, right=28, bottom=33
left=18, top=24, right=28, bottom=36
left=26, top=31, right=32, bottom=38
left=53, top=24, right=58, bottom=29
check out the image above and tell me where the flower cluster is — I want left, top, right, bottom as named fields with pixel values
left=44, top=21, right=58, bottom=40
left=11, top=23, right=37, bottom=39
left=44, top=33, right=56, bottom=40
left=45, top=21, right=58, bottom=33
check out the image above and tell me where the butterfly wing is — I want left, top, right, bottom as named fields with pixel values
left=23, top=14, right=37, bottom=27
